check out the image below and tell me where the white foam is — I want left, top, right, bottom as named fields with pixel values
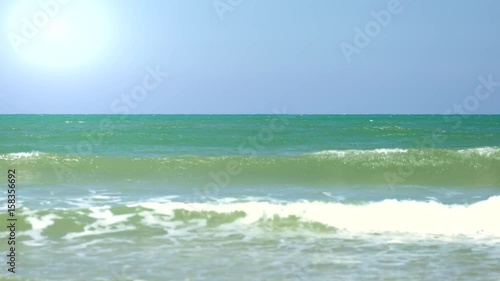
left=313, top=150, right=348, bottom=157
left=130, top=196, right=500, bottom=238
left=66, top=192, right=123, bottom=208
left=22, top=212, right=59, bottom=246
left=92, top=195, right=112, bottom=200
left=372, top=148, right=408, bottom=154
left=63, top=206, right=135, bottom=240
left=458, top=147, right=500, bottom=157
left=322, top=192, right=346, bottom=202
left=311, top=149, right=408, bottom=156
left=64, top=120, right=85, bottom=124
left=1, top=151, right=42, bottom=159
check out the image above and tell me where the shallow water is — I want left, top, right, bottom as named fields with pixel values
left=1, top=115, right=499, bottom=280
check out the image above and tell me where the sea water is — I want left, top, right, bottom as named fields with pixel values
left=0, top=115, right=499, bottom=280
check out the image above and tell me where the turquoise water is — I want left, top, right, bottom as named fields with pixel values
left=0, top=115, right=499, bottom=280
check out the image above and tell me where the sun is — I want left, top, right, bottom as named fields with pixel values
left=45, top=20, right=66, bottom=38
left=7, top=0, right=113, bottom=70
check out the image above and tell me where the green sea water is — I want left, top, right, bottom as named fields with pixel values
left=0, top=115, right=499, bottom=280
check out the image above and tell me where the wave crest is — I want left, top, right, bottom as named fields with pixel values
left=5, top=197, right=500, bottom=244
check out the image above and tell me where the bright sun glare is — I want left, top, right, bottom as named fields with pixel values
left=7, top=0, right=112, bottom=70
left=46, top=20, right=65, bottom=37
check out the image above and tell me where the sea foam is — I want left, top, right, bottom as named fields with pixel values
left=129, top=196, right=500, bottom=238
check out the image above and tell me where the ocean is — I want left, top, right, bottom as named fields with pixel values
left=0, top=114, right=499, bottom=281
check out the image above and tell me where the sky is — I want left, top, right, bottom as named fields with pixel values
left=0, top=0, right=499, bottom=114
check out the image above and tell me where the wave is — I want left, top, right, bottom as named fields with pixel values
left=311, top=148, right=409, bottom=156
left=2, top=151, right=42, bottom=159
left=3, top=197, right=500, bottom=244
left=1, top=147, right=499, bottom=186
left=458, top=147, right=499, bottom=157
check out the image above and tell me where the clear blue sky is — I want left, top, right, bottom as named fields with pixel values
left=1, top=0, right=499, bottom=114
